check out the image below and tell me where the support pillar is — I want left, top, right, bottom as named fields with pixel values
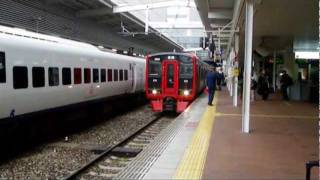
left=233, top=34, right=239, bottom=107
left=145, top=7, right=149, bottom=35
left=230, top=59, right=233, bottom=97
left=242, top=0, right=253, bottom=133
left=273, top=51, right=276, bottom=92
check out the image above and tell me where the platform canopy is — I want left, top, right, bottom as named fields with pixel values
left=110, top=0, right=206, bottom=49
left=45, top=0, right=184, bottom=52
left=195, top=0, right=318, bottom=59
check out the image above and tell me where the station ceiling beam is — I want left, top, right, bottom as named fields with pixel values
left=208, top=8, right=233, bottom=19
left=76, top=7, right=113, bottom=18
left=113, top=1, right=196, bottom=13
left=97, top=17, right=119, bottom=24
left=149, top=22, right=203, bottom=29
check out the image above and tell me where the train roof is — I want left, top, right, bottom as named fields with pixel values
left=0, top=25, right=99, bottom=51
left=149, top=52, right=196, bottom=58
left=0, top=25, right=146, bottom=61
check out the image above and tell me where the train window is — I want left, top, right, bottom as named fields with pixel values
left=179, top=63, right=193, bottom=78
left=179, top=55, right=192, bottom=63
left=0, top=52, right=6, bottom=83
left=84, top=68, right=91, bottom=83
left=124, top=70, right=128, bottom=81
left=74, top=68, right=82, bottom=84
left=93, top=68, right=99, bottom=83
left=101, top=69, right=106, bottom=82
left=114, top=69, right=118, bottom=81
left=108, top=69, right=112, bottom=82
left=119, top=69, right=123, bottom=81
left=49, top=67, right=59, bottom=86
left=13, top=66, right=28, bottom=89
left=148, top=61, right=161, bottom=76
left=32, top=67, right=45, bottom=88
left=62, top=68, right=71, bottom=85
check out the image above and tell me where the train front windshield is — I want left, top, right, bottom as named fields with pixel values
left=148, top=60, right=162, bottom=92
left=179, top=59, right=193, bottom=95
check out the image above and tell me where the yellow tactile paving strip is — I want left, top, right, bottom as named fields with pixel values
left=173, top=94, right=317, bottom=179
left=173, top=95, right=218, bottom=179
left=215, top=112, right=317, bottom=120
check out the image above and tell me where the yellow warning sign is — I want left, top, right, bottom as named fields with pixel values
left=233, top=68, right=239, bottom=77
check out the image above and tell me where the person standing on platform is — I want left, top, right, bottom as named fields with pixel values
left=216, top=67, right=224, bottom=90
left=257, top=69, right=269, bottom=100
left=206, top=68, right=217, bottom=106
left=250, top=76, right=258, bottom=101
left=280, top=70, right=293, bottom=100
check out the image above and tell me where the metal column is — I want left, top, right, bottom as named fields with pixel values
left=145, top=7, right=149, bottom=35
left=242, top=0, right=253, bottom=133
left=273, top=51, right=276, bottom=91
left=233, top=34, right=239, bottom=107
left=229, top=58, right=233, bottom=97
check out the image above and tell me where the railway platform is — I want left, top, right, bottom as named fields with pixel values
left=115, top=89, right=318, bottom=179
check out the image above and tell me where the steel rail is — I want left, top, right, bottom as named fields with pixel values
left=63, top=113, right=163, bottom=180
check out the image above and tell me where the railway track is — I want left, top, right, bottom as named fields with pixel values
left=63, top=113, right=169, bottom=180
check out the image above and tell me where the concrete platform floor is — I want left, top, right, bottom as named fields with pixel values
left=203, top=90, right=318, bottom=179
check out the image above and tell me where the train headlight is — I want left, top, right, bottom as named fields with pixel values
left=183, top=90, right=190, bottom=96
left=152, top=89, right=158, bottom=95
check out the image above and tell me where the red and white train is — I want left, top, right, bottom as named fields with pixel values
left=145, top=52, right=209, bottom=112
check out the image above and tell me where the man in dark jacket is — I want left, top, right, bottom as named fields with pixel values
left=206, top=68, right=217, bottom=106
left=280, top=71, right=293, bottom=100
left=257, top=70, right=269, bottom=100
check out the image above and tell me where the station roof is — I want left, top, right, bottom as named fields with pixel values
left=195, top=0, right=318, bottom=58
left=46, top=0, right=184, bottom=52
left=109, top=0, right=205, bottom=49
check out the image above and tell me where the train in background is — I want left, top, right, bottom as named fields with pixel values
left=146, top=52, right=211, bottom=113
left=0, top=25, right=145, bottom=122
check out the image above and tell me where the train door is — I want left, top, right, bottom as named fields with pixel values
left=163, top=61, right=178, bottom=96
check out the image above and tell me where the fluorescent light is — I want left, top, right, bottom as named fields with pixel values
left=98, top=45, right=104, bottom=48
left=112, top=48, right=117, bottom=52
left=295, top=51, right=319, bottom=59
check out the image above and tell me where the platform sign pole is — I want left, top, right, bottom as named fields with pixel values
left=242, top=0, right=253, bottom=133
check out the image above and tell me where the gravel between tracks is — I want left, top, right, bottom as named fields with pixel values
left=0, top=105, right=157, bottom=179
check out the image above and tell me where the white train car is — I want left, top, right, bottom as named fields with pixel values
left=0, top=25, right=145, bottom=121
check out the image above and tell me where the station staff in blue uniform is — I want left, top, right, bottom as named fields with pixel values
left=206, top=68, right=217, bottom=106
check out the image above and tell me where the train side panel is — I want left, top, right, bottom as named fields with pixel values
left=0, top=32, right=145, bottom=120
